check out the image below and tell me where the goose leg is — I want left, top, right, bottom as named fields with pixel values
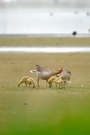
left=37, top=78, right=40, bottom=88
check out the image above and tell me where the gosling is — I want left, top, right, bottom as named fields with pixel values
left=18, top=76, right=35, bottom=88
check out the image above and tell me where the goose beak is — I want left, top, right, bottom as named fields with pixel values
left=30, top=70, right=33, bottom=73
left=59, top=68, right=63, bottom=72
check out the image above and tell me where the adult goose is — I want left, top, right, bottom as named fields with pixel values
left=30, top=65, right=63, bottom=88
left=57, top=69, right=71, bottom=87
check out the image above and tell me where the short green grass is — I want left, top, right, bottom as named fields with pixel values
left=0, top=83, right=90, bottom=135
left=0, top=53, right=90, bottom=135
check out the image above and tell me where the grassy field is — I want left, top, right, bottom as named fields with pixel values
left=0, top=53, right=90, bottom=135
left=0, top=37, right=90, bottom=46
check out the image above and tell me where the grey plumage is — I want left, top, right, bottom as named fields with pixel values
left=60, top=69, right=71, bottom=81
left=35, top=65, right=63, bottom=87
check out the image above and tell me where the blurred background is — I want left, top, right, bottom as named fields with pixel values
left=0, top=0, right=90, bottom=35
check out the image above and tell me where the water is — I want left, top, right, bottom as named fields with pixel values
left=0, top=7, right=90, bottom=34
left=0, top=46, right=90, bottom=53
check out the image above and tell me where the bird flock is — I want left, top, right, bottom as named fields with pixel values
left=18, top=65, right=71, bottom=89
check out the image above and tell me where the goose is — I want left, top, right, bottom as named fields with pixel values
left=30, top=65, right=63, bottom=88
left=48, top=76, right=56, bottom=88
left=54, top=76, right=65, bottom=89
left=57, top=69, right=71, bottom=86
left=18, top=76, right=35, bottom=88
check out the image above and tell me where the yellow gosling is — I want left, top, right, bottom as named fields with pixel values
left=18, top=76, right=35, bottom=88
left=48, top=76, right=55, bottom=88
left=54, top=76, right=65, bottom=89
